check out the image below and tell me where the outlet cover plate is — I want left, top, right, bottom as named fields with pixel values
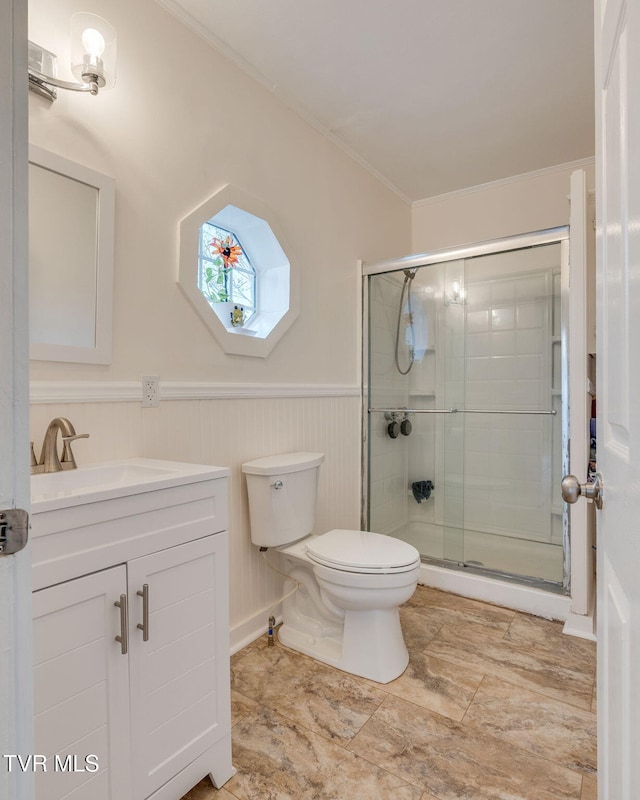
left=141, top=376, right=160, bottom=408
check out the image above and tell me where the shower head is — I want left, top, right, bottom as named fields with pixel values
left=403, top=268, right=417, bottom=281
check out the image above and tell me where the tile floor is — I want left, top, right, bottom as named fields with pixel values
left=183, top=586, right=597, bottom=800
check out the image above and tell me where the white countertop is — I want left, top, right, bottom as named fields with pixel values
left=31, top=457, right=229, bottom=513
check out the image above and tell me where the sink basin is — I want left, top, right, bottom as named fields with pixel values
left=31, top=457, right=226, bottom=512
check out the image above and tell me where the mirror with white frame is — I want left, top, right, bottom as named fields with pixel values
left=29, top=145, right=115, bottom=363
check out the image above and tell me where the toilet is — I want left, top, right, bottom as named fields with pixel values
left=241, top=452, right=420, bottom=683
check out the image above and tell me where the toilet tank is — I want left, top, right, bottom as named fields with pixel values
left=241, top=452, right=325, bottom=547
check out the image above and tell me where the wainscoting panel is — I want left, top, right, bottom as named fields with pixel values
left=30, top=390, right=361, bottom=651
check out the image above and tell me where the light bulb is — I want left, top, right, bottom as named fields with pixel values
left=81, top=27, right=106, bottom=58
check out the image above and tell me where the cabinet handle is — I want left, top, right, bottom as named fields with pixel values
left=136, top=584, right=149, bottom=641
left=114, top=594, right=128, bottom=655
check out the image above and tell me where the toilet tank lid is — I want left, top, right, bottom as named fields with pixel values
left=242, top=452, right=325, bottom=476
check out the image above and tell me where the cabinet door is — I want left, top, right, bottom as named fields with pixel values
left=128, top=533, right=230, bottom=800
left=33, top=567, right=132, bottom=800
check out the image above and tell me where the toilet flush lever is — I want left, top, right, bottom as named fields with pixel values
left=271, top=480, right=283, bottom=490
left=561, top=473, right=603, bottom=510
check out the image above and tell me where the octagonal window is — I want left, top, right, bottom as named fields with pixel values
left=178, top=185, right=299, bottom=358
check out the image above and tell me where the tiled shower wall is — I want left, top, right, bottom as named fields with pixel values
left=460, top=244, right=563, bottom=548
left=461, top=268, right=560, bottom=544
left=30, top=391, right=360, bottom=650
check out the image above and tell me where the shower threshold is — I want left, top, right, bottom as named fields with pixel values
left=418, top=553, right=568, bottom=596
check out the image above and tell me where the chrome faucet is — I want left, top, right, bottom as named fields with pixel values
left=31, top=417, right=90, bottom=474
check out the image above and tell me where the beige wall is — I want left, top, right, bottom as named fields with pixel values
left=412, top=161, right=596, bottom=254
left=28, top=0, right=410, bottom=385
left=413, top=160, right=597, bottom=354
left=28, top=0, right=410, bottom=646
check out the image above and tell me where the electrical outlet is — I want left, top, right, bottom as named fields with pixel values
left=141, top=376, right=160, bottom=408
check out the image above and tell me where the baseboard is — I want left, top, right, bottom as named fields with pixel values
left=231, top=565, right=581, bottom=654
left=563, top=593, right=597, bottom=641
left=230, top=606, right=283, bottom=655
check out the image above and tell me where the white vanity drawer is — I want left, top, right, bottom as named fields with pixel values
left=31, top=470, right=228, bottom=591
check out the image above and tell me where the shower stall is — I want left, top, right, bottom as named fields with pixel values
left=363, top=228, right=570, bottom=595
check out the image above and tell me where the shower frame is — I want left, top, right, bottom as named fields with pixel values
left=361, top=226, right=571, bottom=593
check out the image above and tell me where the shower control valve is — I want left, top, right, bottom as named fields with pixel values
left=384, top=409, right=412, bottom=438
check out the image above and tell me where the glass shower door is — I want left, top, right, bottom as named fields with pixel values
left=459, top=243, right=564, bottom=584
left=365, top=238, right=566, bottom=590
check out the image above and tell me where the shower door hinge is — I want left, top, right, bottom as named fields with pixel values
left=0, top=508, right=29, bottom=555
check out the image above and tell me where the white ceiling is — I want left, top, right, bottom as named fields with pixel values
left=159, top=0, right=594, bottom=203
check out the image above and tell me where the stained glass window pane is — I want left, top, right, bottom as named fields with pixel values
left=197, top=221, right=256, bottom=320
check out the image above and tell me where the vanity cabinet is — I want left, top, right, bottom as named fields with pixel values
left=31, top=461, right=234, bottom=800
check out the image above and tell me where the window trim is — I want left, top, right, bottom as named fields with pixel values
left=177, top=184, right=299, bottom=358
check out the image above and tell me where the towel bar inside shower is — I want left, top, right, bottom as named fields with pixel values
left=369, top=407, right=557, bottom=415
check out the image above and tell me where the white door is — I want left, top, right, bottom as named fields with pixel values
left=595, top=0, right=640, bottom=796
left=0, top=2, right=32, bottom=800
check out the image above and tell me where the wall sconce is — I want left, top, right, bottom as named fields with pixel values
left=28, top=13, right=117, bottom=103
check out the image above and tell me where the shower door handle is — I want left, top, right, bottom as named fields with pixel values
left=561, top=473, right=603, bottom=510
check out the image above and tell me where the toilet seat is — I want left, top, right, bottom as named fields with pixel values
left=305, top=529, right=420, bottom=574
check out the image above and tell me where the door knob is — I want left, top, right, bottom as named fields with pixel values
left=561, top=473, right=603, bottom=509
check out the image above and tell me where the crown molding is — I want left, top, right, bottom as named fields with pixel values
left=413, top=157, right=596, bottom=209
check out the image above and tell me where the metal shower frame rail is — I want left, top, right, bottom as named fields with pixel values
left=361, top=226, right=569, bottom=275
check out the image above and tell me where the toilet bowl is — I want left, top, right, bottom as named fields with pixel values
left=242, top=453, right=420, bottom=683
